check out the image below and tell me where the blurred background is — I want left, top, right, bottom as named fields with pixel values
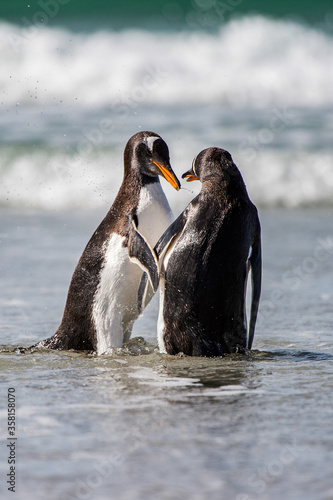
left=0, top=0, right=332, bottom=212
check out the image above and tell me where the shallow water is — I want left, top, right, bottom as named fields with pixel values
left=0, top=209, right=333, bottom=500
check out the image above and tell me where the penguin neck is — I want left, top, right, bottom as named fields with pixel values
left=121, top=170, right=159, bottom=195
left=113, top=170, right=161, bottom=216
left=201, top=176, right=227, bottom=195
left=141, top=173, right=160, bottom=187
left=201, top=178, right=242, bottom=207
left=114, top=148, right=162, bottom=218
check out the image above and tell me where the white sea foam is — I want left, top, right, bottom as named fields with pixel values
left=1, top=16, right=333, bottom=107
left=1, top=16, right=332, bottom=210
left=1, top=144, right=333, bottom=210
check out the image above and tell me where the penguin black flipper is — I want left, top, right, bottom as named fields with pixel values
left=137, top=211, right=187, bottom=313
left=248, top=238, right=262, bottom=349
left=127, top=217, right=159, bottom=294
left=155, top=209, right=188, bottom=258
left=137, top=273, right=150, bottom=314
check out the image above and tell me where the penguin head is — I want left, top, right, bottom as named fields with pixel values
left=182, top=147, right=244, bottom=188
left=124, top=131, right=180, bottom=190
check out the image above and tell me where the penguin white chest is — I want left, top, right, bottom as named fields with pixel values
left=92, top=183, right=173, bottom=355
left=92, top=233, right=142, bottom=354
left=137, top=182, right=173, bottom=247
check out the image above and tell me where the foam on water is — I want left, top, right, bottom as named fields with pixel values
left=1, top=16, right=333, bottom=108
left=1, top=144, right=333, bottom=210
left=1, top=16, right=333, bottom=210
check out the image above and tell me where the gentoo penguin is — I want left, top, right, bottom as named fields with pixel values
left=37, top=131, right=180, bottom=354
left=139, top=147, right=261, bottom=357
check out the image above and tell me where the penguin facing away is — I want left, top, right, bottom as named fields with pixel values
left=37, top=131, right=180, bottom=354
left=139, top=147, right=261, bottom=357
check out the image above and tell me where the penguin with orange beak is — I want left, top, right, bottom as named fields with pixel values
left=37, top=131, right=180, bottom=354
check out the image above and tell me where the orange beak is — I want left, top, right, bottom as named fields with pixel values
left=152, top=161, right=180, bottom=191
left=183, top=173, right=199, bottom=182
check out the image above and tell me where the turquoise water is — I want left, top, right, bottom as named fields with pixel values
left=1, top=0, right=333, bottom=28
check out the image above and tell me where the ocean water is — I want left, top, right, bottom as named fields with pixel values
left=1, top=3, right=333, bottom=499
left=1, top=209, right=333, bottom=500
